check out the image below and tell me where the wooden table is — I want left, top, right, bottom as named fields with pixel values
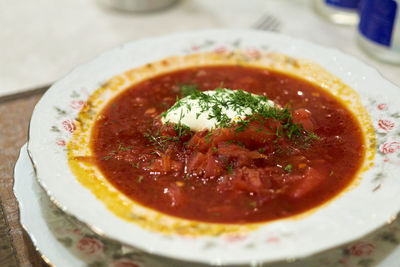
left=0, top=93, right=48, bottom=266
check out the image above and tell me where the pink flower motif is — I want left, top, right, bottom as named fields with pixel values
left=62, top=119, right=76, bottom=133
left=213, top=46, right=228, bottom=54
left=223, top=234, right=247, bottom=242
left=112, top=258, right=140, bottom=267
left=72, top=228, right=81, bottom=235
left=178, top=234, right=196, bottom=240
left=377, top=119, right=395, bottom=132
left=56, top=140, right=66, bottom=146
left=70, top=100, right=86, bottom=110
left=379, top=141, right=400, bottom=154
left=76, top=237, right=103, bottom=255
left=245, top=48, right=261, bottom=59
left=378, top=103, right=387, bottom=110
left=348, top=242, right=375, bottom=257
left=384, top=157, right=390, bottom=162
left=191, top=45, right=199, bottom=51
left=266, top=236, right=280, bottom=243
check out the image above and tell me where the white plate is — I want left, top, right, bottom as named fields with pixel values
left=14, top=144, right=400, bottom=266
left=27, top=29, right=400, bottom=265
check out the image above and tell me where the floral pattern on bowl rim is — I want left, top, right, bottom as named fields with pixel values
left=27, top=29, right=400, bottom=265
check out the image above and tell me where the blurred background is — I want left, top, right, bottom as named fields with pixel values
left=1, top=0, right=399, bottom=99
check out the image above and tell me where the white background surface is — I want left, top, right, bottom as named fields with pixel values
left=1, top=0, right=399, bottom=97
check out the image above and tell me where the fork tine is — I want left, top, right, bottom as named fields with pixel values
left=263, top=19, right=280, bottom=31
left=264, top=19, right=280, bottom=32
left=258, top=18, right=275, bottom=30
left=252, top=13, right=281, bottom=32
left=252, top=14, right=272, bottom=29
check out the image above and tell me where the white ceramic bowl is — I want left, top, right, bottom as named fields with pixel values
left=28, top=29, right=400, bottom=265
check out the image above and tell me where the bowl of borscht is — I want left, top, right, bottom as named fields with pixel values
left=28, top=29, right=400, bottom=265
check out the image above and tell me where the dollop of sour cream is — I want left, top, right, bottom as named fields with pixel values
left=161, top=88, right=275, bottom=131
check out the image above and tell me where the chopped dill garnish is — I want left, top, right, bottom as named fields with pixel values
left=248, top=201, right=257, bottom=208
left=304, top=131, right=321, bottom=143
left=137, top=176, right=144, bottom=183
left=143, top=131, right=165, bottom=150
left=236, top=141, right=245, bottom=148
left=205, top=131, right=213, bottom=144
left=130, top=162, right=140, bottom=168
left=118, top=143, right=134, bottom=151
left=102, top=155, right=112, bottom=160
left=226, top=161, right=234, bottom=174
left=173, top=119, right=191, bottom=138
left=180, top=84, right=199, bottom=97
left=284, top=164, right=292, bottom=173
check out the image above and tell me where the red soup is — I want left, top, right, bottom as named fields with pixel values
left=91, top=66, right=365, bottom=223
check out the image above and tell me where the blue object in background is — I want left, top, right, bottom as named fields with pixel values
left=358, top=0, right=398, bottom=47
left=325, top=0, right=360, bottom=9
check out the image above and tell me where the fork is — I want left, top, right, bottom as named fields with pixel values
left=252, top=13, right=281, bottom=32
